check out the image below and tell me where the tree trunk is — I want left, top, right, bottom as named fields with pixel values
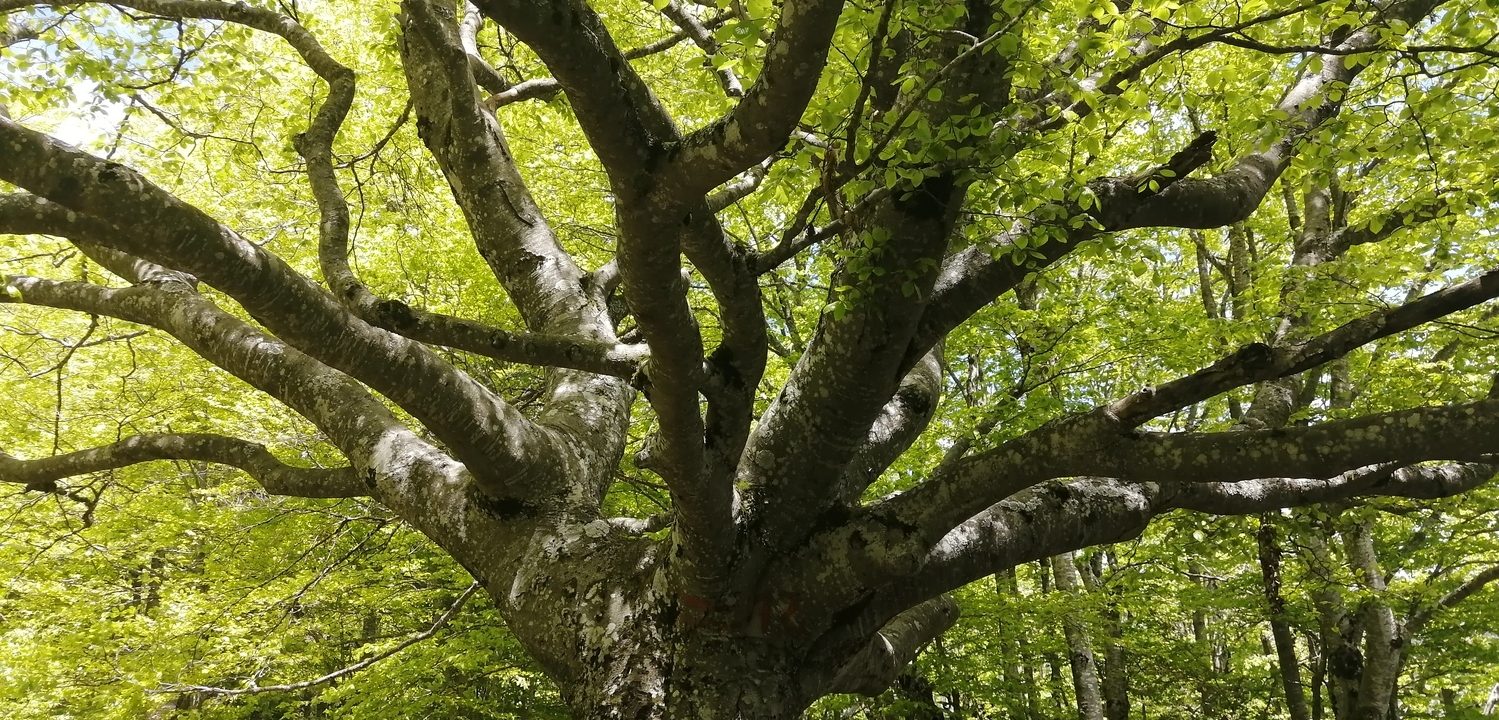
left=1259, top=515, right=1313, bottom=720
left=1307, top=532, right=1362, bottom=720
left=1081, top=552, right=1131, bottom=720
left=1190, top=557, right=1230, bottom=716
left=562, top=636, right=803, bottom=719
left=1051, top=552, right=1106, bottom=720
left=1308, top=631, right=1326, bottom=720
left=1343, top=522, right=1403, bottom=720
left=996, top=568, right=1042, bottom=718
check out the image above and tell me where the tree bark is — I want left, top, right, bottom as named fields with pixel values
left=2, top=1, right=1494, bottom=717
left=1260, top=516, right=1313, bottom=720
left=1344, top=521, right=1403, bottom=720
left=1308, top=532, right=1363, bottom=720
left=1081, top=552, right=1131, bottom=720
left=1051, top=552, right=1106, bottom=720
left=996, top=569, right=1042, bottom=719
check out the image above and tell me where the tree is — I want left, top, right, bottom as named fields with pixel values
left=3, top=0, right=1499, bottom=717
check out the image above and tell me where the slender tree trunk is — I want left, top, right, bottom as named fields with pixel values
left=1051, top=552, right=1105, bottom=720
left=1050, top=656, right=1070, bottom=716
left=1189, top=558, right=1231, bottom=716
left=1309, top=631, right=1326, bottom=720
left=1081, top=552, right=1131, bottom=720
left=996, top=568, right=1042, bottom=718
left=1441, top=688, right=1458, bottom=717
left=1040, top=560, right=1071, bottom=714
left=1307, top=532, right=1362, bottom=720
left=1259, top=515, right=1313, bottom=720
left=1343, top=522, right=1403, bottom=720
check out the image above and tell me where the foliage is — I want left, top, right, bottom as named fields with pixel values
left=3, top=0, right=1499, bottom=717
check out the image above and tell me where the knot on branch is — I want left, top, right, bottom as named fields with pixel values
left=1163, top=130, right=1219, bottom=178
left=1088, top=130, right=1220, bottom=229
left=1228, top=341, right=1276, bottom=372
left=372, top=298, right=419, bottom=331
left=24, top=479, right=58, bottom=494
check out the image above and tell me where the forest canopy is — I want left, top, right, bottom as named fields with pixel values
left=2, top=0, right=1499, bottom=718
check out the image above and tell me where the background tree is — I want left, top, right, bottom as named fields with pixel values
left=4, top=0, right=1499, bottom=717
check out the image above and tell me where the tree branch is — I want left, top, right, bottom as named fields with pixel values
left=472, top=0, right=676, bottom=189
left=1106, top=266, right=1499, bottom=425
left=1169, top=462, right=1496, bottom=515
left=896, top=462, right=1496, bottom=624
left=656, top=0, right=742, bottom=97
left=738, top=170, right=961, bottom=572
left=665, top=0, right=845, bottom=195
left=875, top=261, right=1499, bottom=541
left=399, top=1, right=638, bottom=499
left=831, top=347, right=944, bottom=506
left=909, top=2, right=1444, bottom=368
left=0, top=120, right=566, bottom=498
left=162, top=582, right=480, bottom=696
left=1406, top=563, right=1499, bottom=633
left=0, top=434, right=367, bottom=498
left=469, top=5, right=731, bottom=568
left=883, top=389, right=1499, bottom=546
left=0, top=273, right=408, bottom=476
left=2, top=271, right=519, bottom=577
left=3, top=189, right=641, bottom=378
left=908, top=130, right=1220, bottom=370
left=400, top=0, right=602, bottom=334
left=820, top=595, right=959, bottom=697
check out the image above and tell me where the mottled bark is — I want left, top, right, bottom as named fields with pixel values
left=1078, top=553, right=1130, bottom=720
left=1343, top=522, right=1402, bottom=720
left=3, top=0, right=1497, bottom=716
left=1051, top=552, right=1106, bottom=720
left=1307, top=533, right=1362, bottom=720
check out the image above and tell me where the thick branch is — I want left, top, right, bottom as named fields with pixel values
left=1169, top=462, right=1496, bottom=514
left=401, top=1, right=637, bottom=498
left=665, top=0, right=845, bottom=194
left=474, top=8, right=735, bottom=108
left=0, top=189, right=638, bottom=377
left=899, top=462, right=1495, bottom=622
left=0, top=120, right=566, bottom=497
left=850, top=396, right=1499, bottom=610
left=739, top=171, right=960, bottom=567
left=1113, top=398, right=1499, bottom=492
left=879, top=265, right=1499, bottom=539
left=400, top=0, right=600, bottom=334
left=821, top=595, right=958, bottom=697
left=3, top=271, right=522, bottom=582
left=910, top=4, right=1441, bottom=367
left=1, top=273, right=409, bottom=475
left=908, top=130, right=1219, bottom=368
left=0, top=434, right=366, bottom=498
left=1107, top=266, right=1499, bottom=425
left=472, top=0, right=676, bottom=190
left=832, top=347, right=944, bottom=506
